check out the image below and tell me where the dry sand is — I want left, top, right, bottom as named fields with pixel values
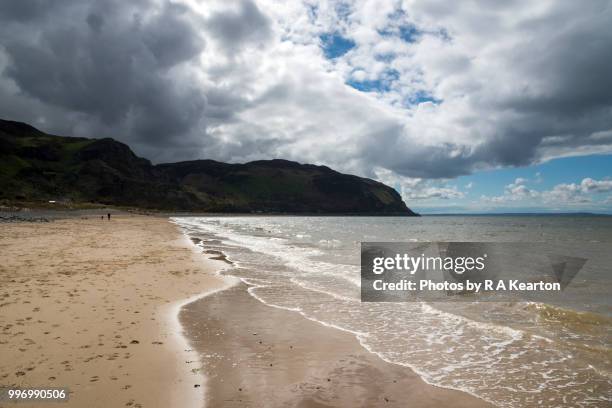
left=0, top=215, right=228, bottom=408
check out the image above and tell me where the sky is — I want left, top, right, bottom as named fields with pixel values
left=0, top=0, right=611, bottom=213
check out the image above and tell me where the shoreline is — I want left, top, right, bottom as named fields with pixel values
left=180, top=281, right=493, bottom=407
left=172, top=218, right=492, bottom=407
left=167, top=230, right=241, bottom=407
left=165, top=232, right=239, bottom=408
left=173, top=218, right=495, bottom=408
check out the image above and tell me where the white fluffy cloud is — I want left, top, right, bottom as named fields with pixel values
left=483, top=177, right=612, bottom=206
left=374, top=167, right=465, bottom=201
left=543, top=178, right=612, bottom=203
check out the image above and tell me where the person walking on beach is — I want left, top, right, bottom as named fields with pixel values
left=107, top=213, right=111, bottom=221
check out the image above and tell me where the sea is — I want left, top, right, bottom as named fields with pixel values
left=171, top=215, right=612, bottom=407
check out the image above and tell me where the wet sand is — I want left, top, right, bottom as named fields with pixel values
left=181, top=283, right=493, bottom=408
left=0, top=215, right=227, bottom=408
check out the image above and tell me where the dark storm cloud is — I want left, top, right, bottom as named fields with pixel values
left=505, top=3, right=612, bottom=117
left=0, top=0, right=73, bottom=23
left=0, top=0, right=211, bottom=160
left=205, top=0, right=272, bottom=52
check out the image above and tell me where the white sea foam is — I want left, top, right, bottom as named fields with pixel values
left=171, top=216, right=612, bottom=408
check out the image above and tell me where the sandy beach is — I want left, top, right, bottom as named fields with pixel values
left=0, top=215, right=228, bottom=408
left=1, top=215, right=491, bottom=407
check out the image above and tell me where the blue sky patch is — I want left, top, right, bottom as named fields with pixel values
left=406, top=90, right=441, bottom=106
left=458, top=154, right=612, bottom=197
left=347, top=69, right=400, bottom=92
left=378, top=23, right=420, bottom=43
left=399, top=25, right=420, bottom=43
left=413, top=154, right=612, bottom=214
left=320, top=33, right=355, bottom=59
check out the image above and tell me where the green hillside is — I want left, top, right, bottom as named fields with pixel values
left=0, top=119, right=417, bottom=215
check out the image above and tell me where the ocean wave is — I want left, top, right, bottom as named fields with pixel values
left=172, top=216, right=612, bottom=408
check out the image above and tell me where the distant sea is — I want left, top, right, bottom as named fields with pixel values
left=173, top=215, right=612, bottom=407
